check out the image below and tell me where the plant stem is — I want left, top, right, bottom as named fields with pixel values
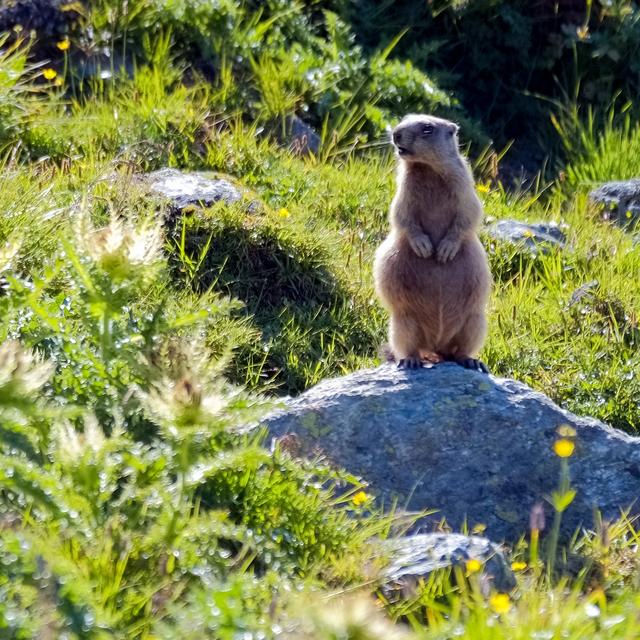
left=547, top=458, right=571, bottom=579
left=102, top=306, right=111, bottom=359
left=547, top=510, right=562, bottom=580
left=530, top=528, right=539, bottom=570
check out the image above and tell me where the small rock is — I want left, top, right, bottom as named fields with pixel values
left=145, top=169, right=246, bottom=213
left=589, top=179, right=640, bottom=228
left=381, top=533, right=515, bottom=597
left=567, top=280, right=599, bottom=308
left=487, top=219, right=566, bottom=253
left=263, top=364, right=640, bottom=542
left=286, top=115, right=321, bottom=156
left=73, top=52, right=134, bottom=81
left=0, top=0, right=79, bottom=39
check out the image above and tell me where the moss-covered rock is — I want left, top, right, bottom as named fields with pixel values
left=264, top=363, right=640, bottom=542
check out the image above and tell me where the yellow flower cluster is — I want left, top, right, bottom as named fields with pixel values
left=489, top=593, right=511, bottom=614
left=352, top=491, right=369, bottom=506
left=553, top=424, right=576, bottom=457
left=554, top=438, right=575, bottom=457
left=465, top=558, right=482, bottom=574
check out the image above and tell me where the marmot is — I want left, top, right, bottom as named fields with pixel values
left=373, top=114, right=492, bottom=372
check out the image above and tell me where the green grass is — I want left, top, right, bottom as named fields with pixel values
left=0, top=3, right=640, bottom=637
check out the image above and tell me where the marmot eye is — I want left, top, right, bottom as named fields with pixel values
left=422, top=124, right=434, bottom=136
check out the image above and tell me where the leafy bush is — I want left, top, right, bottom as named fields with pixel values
left=336, top=0, right=640, bottom=166
left=0, top=196, right=376, bottom=636
left=2, top=0, right=459, bottom=156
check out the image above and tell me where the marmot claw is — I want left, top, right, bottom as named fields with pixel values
left=397, top=357, right=423, bottom=370
left=409, top=234, right=433, bottom=258
left=436, top=238, right=460, bottom=263
left=458, top=358, right=489, bottom=374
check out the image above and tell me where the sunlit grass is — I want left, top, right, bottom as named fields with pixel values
left=0, top=8, right=639, bottom=636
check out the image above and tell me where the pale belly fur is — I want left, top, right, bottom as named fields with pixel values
left=373, top=234, right=491, bottom=345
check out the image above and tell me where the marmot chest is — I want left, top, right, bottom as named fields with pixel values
left=404, top=178, right=457, bottom=243
left=413, top=200, right=456, bottom=244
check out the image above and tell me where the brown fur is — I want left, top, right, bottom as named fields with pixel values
left=373, top=114, right=492, bottom=368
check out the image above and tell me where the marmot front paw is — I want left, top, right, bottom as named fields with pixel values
left=409, top=234, right=434, bottom=258
left=436, top=237, right=461, bottom=263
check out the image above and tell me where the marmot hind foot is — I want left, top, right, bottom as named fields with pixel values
left=448, top=356, right=489, bottom=374
left=397, top=357, right=423, bottom=369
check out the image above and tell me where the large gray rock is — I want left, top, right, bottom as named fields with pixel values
left=146, top=169, right=246, bottom=212
left=264, top=364, right=640, bottom=542
left=589, top=179, right=640, bottom=227
left=381, top=533, right=515, bottom=596
left=486, top=219, right=566, bottom=253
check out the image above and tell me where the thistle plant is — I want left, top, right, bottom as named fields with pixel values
left=73, top=206, right=164, bottom=358
left=0, top=339, right=55, bottom=459
left=0, top=237, right=21, bottom=275
left=0, top=192, right=375, bottom=636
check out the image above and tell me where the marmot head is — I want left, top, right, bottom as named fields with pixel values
left=392, top=114, right=460, bottom=168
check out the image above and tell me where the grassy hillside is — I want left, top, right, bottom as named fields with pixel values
left=0, top=0, right=639, bottom=637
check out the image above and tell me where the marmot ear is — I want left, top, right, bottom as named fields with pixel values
left=449, top=123, right=459, bottom=135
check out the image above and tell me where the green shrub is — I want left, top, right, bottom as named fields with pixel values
left=82, top=2, right=454, bottom=149
left=0, top=196, right=377, bottom=636
left=0, top=34, right=38, bottom=151
left=170, top=205, right=383, bottom=392
left=336, top=0, right=640, bottom=165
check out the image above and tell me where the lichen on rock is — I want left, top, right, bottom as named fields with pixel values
left=263, top=363, right=640, bottom=542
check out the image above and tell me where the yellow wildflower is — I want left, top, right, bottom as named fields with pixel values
left=476, top=183, right=490, bottom=194
left=43, top=68, right=57, bottom=80
left=472, top=523, right=487, bottom=534
left=54, top=77, right=64, bottom=87
left=466, top=558, right=482, bottom=574
left=511, top=561, right=527, bottom=571
left=278, top=207, right=291, bottom=218
left=556, top=424, right=577, bottom=437
left=522, top=229, right=535, bottom=238
left=57, top=37, right=71, bottom=51
left=553, top=438, right=575, bottom=458
left=489, top=593, right=511, bottom=614
left=352, top=491, right=369, bottom=507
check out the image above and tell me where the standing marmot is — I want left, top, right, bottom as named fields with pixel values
left=373, top=114, right=492, bottom=372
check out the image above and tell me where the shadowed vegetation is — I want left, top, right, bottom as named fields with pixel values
left=0, top=0, right=638, bottom=637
